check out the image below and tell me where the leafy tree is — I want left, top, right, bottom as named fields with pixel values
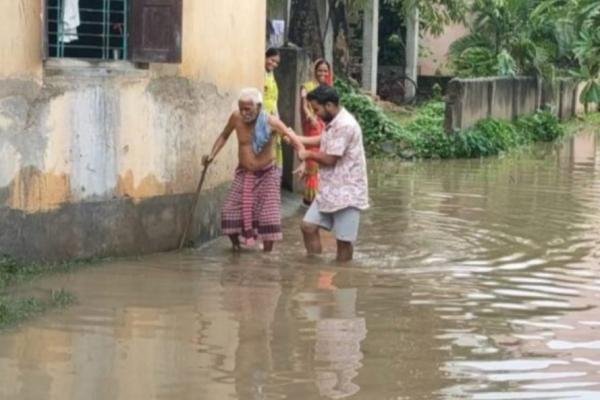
left=449, top=0, right=557, bottom=78
left=287, top=0, right=469, bottom=75
left=384, top=0, right=468, bottom=36
left=569, top=0, right=600, bottom=111
left=448, top=0, right=599, bottom=112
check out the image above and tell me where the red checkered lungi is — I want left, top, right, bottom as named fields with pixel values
left=221, top=164, right=282, bottom=242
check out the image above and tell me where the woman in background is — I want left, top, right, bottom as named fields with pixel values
left=299, top=59, right=334, bottom=206
left=264, top=48, right=284, bottom=170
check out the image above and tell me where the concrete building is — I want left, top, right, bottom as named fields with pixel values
left=0, top=0, right=266, bottom=261
left=420, top=23, right=468, bottom=77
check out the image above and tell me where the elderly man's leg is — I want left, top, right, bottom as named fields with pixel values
left=255, top=165, right=283, bottom=253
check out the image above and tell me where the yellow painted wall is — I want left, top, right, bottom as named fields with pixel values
left=0, top=0, right=43, bottom=79
left=0, top=0, right=267, bottom=213
left=0, top=0, right=266, bottom=86
left=181, top=0, right=266, bottom=90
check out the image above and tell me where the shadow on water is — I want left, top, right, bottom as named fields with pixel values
left=1, top=131, right=600, bottom=399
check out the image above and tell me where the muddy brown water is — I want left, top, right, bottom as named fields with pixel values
left=1, top=132, right=600, bottom=400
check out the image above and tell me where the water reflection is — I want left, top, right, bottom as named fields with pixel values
left=295, top=272, right=366, bottom=398
left=0, top=130, right=599, bottom=399
left=222, top=263, right=282, bottom=399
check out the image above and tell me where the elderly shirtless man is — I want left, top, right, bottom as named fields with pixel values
left=204, top=88, right=303, bottom=252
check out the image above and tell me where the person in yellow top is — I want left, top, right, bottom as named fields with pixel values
left=264, top=48, right=283, bottom=169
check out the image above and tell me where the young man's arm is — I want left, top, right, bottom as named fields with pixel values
left=299, top=149, right=340, bottom=167
left=204, top=113, right=236, bottom=165
left=299, top=122, right=351, bottom=167
left=298, top=135, right=322, bottom=147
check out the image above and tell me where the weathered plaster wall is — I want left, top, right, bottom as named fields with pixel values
left=444, top=76, right=585, bottom=132
left=1, top=73, right=238, bottom=211
left=0, top=0, right=43, bottom=80
left=444, top=76, right=540, bottom=132
left=0, top=0, right=267, bottom=261
left=0, top=72, right=240, bottom=260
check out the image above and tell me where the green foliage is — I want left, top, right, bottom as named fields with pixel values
left=344, top=0, right=469, bottom=35
left=336, top=79, right=416, bottom=152
left=449, top=0, right=600, bottom=111
left=404, top=102, right=452, bottom=158
left=571, top=29, right=600, bottom=107
left=449, top=0, right=559, bottom=78
left=383, top=0, right=469, bottom=36
left=456, top=120, right=519, bottom=158
left=0, top=255, right=82, bottom=330
left=0, top=255, right=79, bottom=290
left=0, top=298, right=45, bottom=328
left=431, top=83, right=443, bottom=101
left=497, top=50, right=518, bottom=77
left=451, top=45, right=500, bottom=77
left=0, top=255, right=40, bottom=290
left=581, top=112, right=600, bottom=126
left=0, top=290, right=75, bottom=329
left=515, top=110, right=566, bottom=143
left=336, top=79, right=566, bottom=160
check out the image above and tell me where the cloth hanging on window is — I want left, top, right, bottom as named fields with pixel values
left=271, top=20, right=285, bottom=47
left=61, top=0, right=80, bottom=43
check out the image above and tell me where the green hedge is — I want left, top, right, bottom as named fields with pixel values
left=0, top=290, right=74, bottom=329
left=335, top=80, right=565, bottom=159
left=1, top=255, right=76, bottom=329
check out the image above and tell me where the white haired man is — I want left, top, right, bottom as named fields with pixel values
left=204, top=88, right=304, bottom=252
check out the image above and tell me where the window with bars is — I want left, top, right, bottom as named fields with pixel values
left=45, top=0, right=183, bottom=63
left=47, top=0, right=129, bottom=60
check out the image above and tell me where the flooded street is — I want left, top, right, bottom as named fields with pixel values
left=2, top=131, right=600, bottom=400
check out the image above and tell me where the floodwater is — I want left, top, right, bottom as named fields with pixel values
left=2, top=131, right=600, bottom=400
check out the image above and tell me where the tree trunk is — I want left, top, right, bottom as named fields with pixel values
left=288, top=0, right=353, bottom=77
left=288, top=0, right=324, bottom=59
left=329, top=0, right=352, bottom=78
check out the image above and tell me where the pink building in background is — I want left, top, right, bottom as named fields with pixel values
left=419, top=23, right=469, bottom=77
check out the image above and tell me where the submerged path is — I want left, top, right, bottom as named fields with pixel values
left=1, top=131, right=600, bottom=399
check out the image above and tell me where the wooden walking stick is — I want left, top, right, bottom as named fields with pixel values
left=178, top=161, right=210, bottom=250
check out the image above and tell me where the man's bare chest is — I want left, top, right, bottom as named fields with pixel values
left=234, top=124, right=254, bottom=145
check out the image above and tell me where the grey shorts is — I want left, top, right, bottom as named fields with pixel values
left=303, top=203, right=361, bottom=243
